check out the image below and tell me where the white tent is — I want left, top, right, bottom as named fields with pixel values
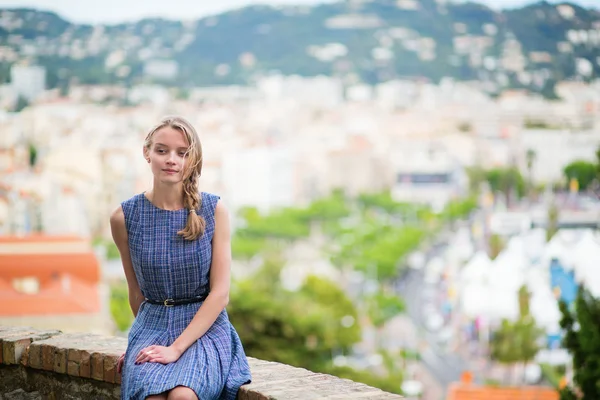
left=530, top=285, right=562, bottom=334
left=541, top=230, right=583, bottom=269
left=488, top=249, right=527, bottom=291
left=521, top=228, right=547, bottom=262
left=460, top=250, right=492, bottom=285
left=572, top=230, right=600, bottom=285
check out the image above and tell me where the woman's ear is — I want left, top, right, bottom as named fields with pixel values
left=142, top=147, right=150, bottom=163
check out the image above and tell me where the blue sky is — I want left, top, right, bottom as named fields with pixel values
left=0, top=0, right=597, bottom=24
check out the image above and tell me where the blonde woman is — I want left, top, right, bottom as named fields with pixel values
left=110, top=116, right=251, bottom=400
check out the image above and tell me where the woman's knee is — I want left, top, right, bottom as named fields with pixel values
left=167, top=386, right=198, bottom=400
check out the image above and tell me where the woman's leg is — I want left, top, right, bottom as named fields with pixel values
left=167, top=386, right=199, bottom=400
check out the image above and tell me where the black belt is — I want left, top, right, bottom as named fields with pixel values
left=146, top=295, right=207, bottom=307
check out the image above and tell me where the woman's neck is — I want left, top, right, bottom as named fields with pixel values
left=147, top=185, right=184, bottom=210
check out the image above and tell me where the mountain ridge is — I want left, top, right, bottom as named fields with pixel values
left=1, top=1, right=599, bottom=95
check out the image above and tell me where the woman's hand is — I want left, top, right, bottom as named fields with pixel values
left=134, top=345, right=182, bottom=365
left=116, top=352, right=125, bottom=374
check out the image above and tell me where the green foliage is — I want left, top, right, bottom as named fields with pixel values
left=563, top=160, right=597, bottom=191
left=235, top=192, right=350, bottom=241
left=357, top=191, right=425, bottom=216
left=334, top=224, right=427, bottom=280
left=439, top=196, right=478, bottom=221
left=304, top=190, right=350, bottom=221
left=540, top=363, right=563, bottom=389
left=14, top=96, right=29, bottom=112
left=28, top=143, right=37, bottom=167
left=231, top=235, right=267, bottom=260
left=465, top=166, right=487, bottom=193
left=484, top=167, right=526, bottom=200
left=109, top=281, right=134, bottom=332
left=366, top=292, right=405, bottom=328
left=237, top=207, right=311, bottom=239
left=524, top=119, right=559, bottom=130
left=488, top=234, right=504, bottom=260
left=596, top=147, right=600, bottom=181
left=558, top=286, right=600, bottom=400
left=457, top=122, right=472, bottom=132
left=547, top=203, right=559, bottom=242
left=7, top=2, right=597, bottom=95
left=93, top=237, right=120, bottom=260
left=490, top=285, right=543, bottom=368
left=324, top=365, right=403, bottom=395
left=228, top=259, right=361, bottom=370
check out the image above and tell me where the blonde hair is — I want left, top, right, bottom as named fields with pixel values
left=144, top=116, right=205, bottom=241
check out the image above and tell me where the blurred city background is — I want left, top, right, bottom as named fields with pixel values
left=1, top=0, right=600, bottom=399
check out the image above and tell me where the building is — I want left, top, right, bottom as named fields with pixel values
left=10, top=64, right=46, bottom=102
left=221, top=145, right=296, bottom=214
left=391, top=143, right=468, bottom=211
left=143, top=59, right=179, bottom=81
left=447, top=380, right=558, bottom=400
left=0, top=235, right=112, bottom=334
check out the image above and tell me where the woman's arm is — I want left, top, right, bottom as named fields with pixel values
left=110, top=206, right=144, bottom=317
left=169, top=199, right=232, bottom=356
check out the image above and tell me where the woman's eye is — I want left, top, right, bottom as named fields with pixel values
left=179, top=152, right=186, bottom=157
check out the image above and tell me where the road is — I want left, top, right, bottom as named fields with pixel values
left=394, top=242, right=471, bottom=391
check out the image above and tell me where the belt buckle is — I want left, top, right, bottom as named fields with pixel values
left=163, top=299, right=174, bottom=307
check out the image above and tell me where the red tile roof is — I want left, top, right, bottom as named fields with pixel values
left=0, top=253, right=100, bottom=284
left=0, top=235, right=102, bottom=316
left=447, top=382, right=559, bottom=400
left=0, top=274, right=100, bottom=315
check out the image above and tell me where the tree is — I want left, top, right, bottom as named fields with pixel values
left=489, top=285, right=543, bottom=384
left=526, top=149, right=536, bottom=199
left=558, top=286, right=600, bottom=400
left=547, top=202, right=559, bottom=242
left=489, top=234, right=504, bottom=260
left=228, top=257, right=361, bottom=370
left=484, top=167, right=526, bottom=207
left=109, top=282, right=134, bottom=333
left=28, top=143, right=38, bottom=167
left=563, top=161, right=596, bottom=192
left=14, top=96, right=29, bottom=112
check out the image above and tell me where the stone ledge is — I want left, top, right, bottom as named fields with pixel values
left=0, top=326, right=402, bottom=399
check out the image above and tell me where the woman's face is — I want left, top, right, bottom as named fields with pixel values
left=145, top=126, right=190, bottom=184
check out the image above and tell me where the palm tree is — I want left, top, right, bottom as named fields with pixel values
left=526, top=149, right=536, bottom=200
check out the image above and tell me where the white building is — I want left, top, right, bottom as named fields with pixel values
left=391, top=143, right=468, bottom=211
left=10, top=64, right=46, bottom=102
left=143, top=59, right=179, bottom=81
left=519, top=129, right=600, bottom=183
left=257, top=75, right=343, bottom=108
left=221, top=145, right=296, bottom=214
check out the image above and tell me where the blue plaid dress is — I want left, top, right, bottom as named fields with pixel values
left=120, top=192, right=251, bottom=400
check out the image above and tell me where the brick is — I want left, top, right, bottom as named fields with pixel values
left=2, top=337, right=32, bottom=364
left=19, top=345, right=30, bottom=367
left=66, top=349, right=82, bottom=377
left=53, top=346, right=67, bottom=374
left=28, top=344, right=42, bottom=369
left=103, top=354, right=117, bottom=383
left=91, top=352, right=104, bottom=381
left=40, top=344, right=54, bottom=371
left=0, top=329, right=60, bottom=366
left=79, top=350, right=91, bottom=378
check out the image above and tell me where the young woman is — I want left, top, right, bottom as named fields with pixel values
left=110, top=116, right=251, bottom=400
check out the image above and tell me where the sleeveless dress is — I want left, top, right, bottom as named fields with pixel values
left=120, top=192, right=252, bottom=400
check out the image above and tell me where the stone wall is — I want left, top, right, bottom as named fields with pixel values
left=0, top=326, right=402, bottom=399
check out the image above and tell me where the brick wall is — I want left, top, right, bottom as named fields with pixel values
left=0, top=326, right=402, bottom=399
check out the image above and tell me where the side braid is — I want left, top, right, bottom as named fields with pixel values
left=177, top=176, right=205, bottom=240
